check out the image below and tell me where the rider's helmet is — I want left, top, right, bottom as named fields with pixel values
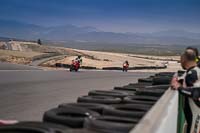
left=78, top=55, right=82, bottom=59
left=125, top=60, right=128, bottom=64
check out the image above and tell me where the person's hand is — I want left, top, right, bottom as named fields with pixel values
left=171, top=77, right=181, bottom=90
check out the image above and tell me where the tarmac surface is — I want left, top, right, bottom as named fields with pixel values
left=0, top=62, right=40, bottom=70
left=0, top=62, right=153, bottom=121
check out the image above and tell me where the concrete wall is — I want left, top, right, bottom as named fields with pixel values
left=131, top=89, right=178, bottom=133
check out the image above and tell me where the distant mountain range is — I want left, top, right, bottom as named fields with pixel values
left=0, top=19, right=200, bottom=45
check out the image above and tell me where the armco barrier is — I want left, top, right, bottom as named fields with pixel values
left=131, top=89, right=178, bottom=133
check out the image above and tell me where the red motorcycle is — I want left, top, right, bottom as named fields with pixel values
left=123, top=63, right=129, bottom=72
left=70, top=60, right=80, bottom=72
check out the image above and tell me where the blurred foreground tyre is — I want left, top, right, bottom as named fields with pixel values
left=88, top=90, right=128, bottom=98
left=124, top=95, right=159, bottom=102
left=152, top=76, right=172, bottom=85
left=0, top=121, right=69, bottom=133
left=58, top=103, right=110, bottom=114
left=135, top=88, right=165, bottom=97
left=125, top=83, right=152, bottom=88
left=114, top=86, right=137, bottom=91
left=84, top=116, right=138, bottom=133
left=43, top=107, right=99, bottom=128
left=111, top=90, right=135, bottom=96
left=103, top=104, right=150, bottom=118
left=138, top=77, right=153, bottom=83
left=144, top=85, right=170, bottom=90
left=77, top=96, right=121, bottom=104
left=114, top=83, right=152, bottom=92
left=155, top=72, right=174, bottom=77
left=111, top=104, right=152, bottom=111
left=123, top=96, right=158, bottom=105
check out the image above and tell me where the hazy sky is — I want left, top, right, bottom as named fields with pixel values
left=0, top=0, right=200, bottom=33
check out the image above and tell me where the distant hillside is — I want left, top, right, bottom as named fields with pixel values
left=0, top=20, right=200, bottom=45
left=47, top=41, right=200, bottom=56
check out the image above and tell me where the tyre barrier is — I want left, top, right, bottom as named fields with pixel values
left=102, top=67, right=123, bottom=70
left=133, top=85, right=169, bottom=97
left=103, top=105, right=147, bottom=119
left=43, top=106, right=99, bottom=128
left=77, top=95, right=122, bottom=104
left=88, top=90, right=129, bottom=99
left=154, top=72, right=175, bottom=77
left=123, top=96, right=158, bottom=105
left=114, top=86, right=137, bottom=91
left=84, top=116, right=138, bottom=133
left=138, top=77, right=153, bottom=83
left=102, top=66, right=167, bottom=71
left=81, top=66, right=97, bottom=70
left=0, top=121, right=70, bottom=133
left=127, top=82, right=153, bottom=88
left=135, top=88, right=165, bottom=97
left=114, top=83, right=152, bottom=92
left=55, top=63, right=63, bottom=67
left=129, top=66, right=167, bottom=70
left=111, top=90, right=136, bottom=96
left=110, top=104, right=152, bottom=112
left=55, top=63, right=97, bottom=70
left=152, top=76, right=172, bottom=85
left=144, top=85, right=170, bottom=90
left=62, top=64, right=71, bottom=68
left=0, top=72, right=171, bottom=133
left=124, top=95, right=159, bottom=102
left=58, top=103, right=110, bottom=114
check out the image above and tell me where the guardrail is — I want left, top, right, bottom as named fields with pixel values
left=130, top=89, right=178, bottom=133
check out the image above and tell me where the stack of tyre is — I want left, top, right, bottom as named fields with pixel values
left=0, top=72, right=174, bottom=133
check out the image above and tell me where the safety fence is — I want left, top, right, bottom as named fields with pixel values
left=131, top=89, right=180, bottom=133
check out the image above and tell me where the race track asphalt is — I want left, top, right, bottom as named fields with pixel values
left=0, top=62, right=154, bottom=121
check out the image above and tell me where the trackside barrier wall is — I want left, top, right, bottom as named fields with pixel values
left=130, top=89, right=179, bottom=133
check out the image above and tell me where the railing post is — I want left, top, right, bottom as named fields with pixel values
left=177, top=94, right=186, bottom=133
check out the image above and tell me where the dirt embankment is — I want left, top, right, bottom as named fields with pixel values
left=0, top=40, right=181, bottom=72
left=42, top=49, right=181, bottom=72
left=0, top=41, right=83, bottom=64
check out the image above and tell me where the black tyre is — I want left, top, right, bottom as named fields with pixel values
left=144, top=85, right=170, bottom=90
left=77, top=96, right=122, bottom=104
left=124, top=95, right=159, bottom=102
left=152, top=76, right=172, bottom=85
left=116, top=83, right=152, bottom=91
left=43, top=107, right=99, bottom=128
left=58, top=103, right=110, bottom=114
left=155, top=72, right=174, bottom=77
left=88, top=90, right=128, bottom=98
left=84, top=116, right=138, bottom=133
left=135, top=88, right=165, bottom=97
left=111, top=90, right=135, bottom=96
left=123, top=96, right=158, bottom=105
left=114, top=86, right=137, bottom=91
left=127, top=83, right=152, bottom=88
left=0, top=121, right=69, bottom=133
left=102, top=67, right=122, bottom=70
left=103, top=105, right=146, bottom=118
left=138, top=77, right=153, bottom=83
left=110, top=104, right=152, bottom=111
